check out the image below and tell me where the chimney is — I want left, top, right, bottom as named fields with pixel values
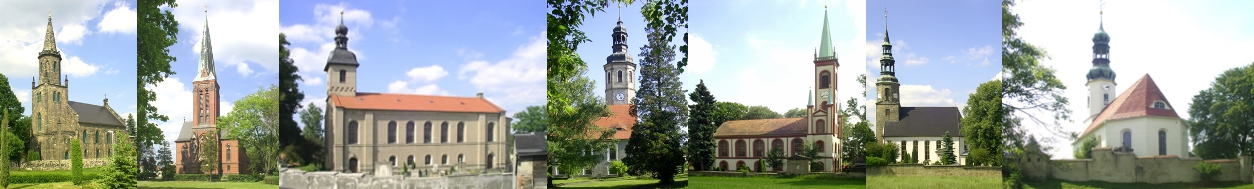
left=104, top=97, right=109, bottom=106
left=476, top=92, right=484, bottom=98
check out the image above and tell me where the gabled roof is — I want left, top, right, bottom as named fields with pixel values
left=67, top=101, right=123, bottom=126
left=1079, top=74, right=1181, bottom=138
left=175, top=121, right=194, bottom=142
left=714, top=118, right=807, bottom=137
left=883, top=107, right=962, bottom=137
left=515, top=132, right=547, bottom=157
left=594, top=104, right=635, bottom=140
left=330, top=93, right=505, bottom=113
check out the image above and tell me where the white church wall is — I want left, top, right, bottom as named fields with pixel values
left=886, top=136, right=964, bottom=165
left=1093, top=116, right=1188, bottom=157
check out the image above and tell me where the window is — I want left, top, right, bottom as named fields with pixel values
left=487, top=154, right=494, bottom=169
left=458, top=154, right=464, bottom=163
left=718, top=140, right=728, bottom=157
left=925, top=141, right=930, bottom=162
left=442, top=154, right=449, bottom=164
left=719, top=161, right=728, bottom=171
left=815, top=120, right=826, bottom=133
left=1122, top=130, right=1132, bottom=148
left=389, top=156, right=396, bottom=166
left=792, top=138, right=803, bottom=156
left=425, top=155, right=432, bottom=165
left=36, top=114, right=40, bottom=131
left=753, top=140, right=765, bottom=157
left=772, top=139, right=784, bottom=153
left=348, top=158, right=358, bottom=173
left=1153, top=101, right=1166, bottom=109
left=885, top=109, right=890, bottom=116
left=1104, top=94, right=1110, bottom=105
left=609, top=145, right=617, bottom=160
left=107, top=132, right=112, bottom=144
left=339, top=70, right=346, bottom=83
left=486, top=123, right=495, bottom=142
left=617, top=71, right=623, bottom=82
left=407, top=155, right=415, bottom=166
left=387, top=121, right=397, bottom=144
left=439, top=122, right=450, bottom=143
left=735, top=140, right=746, bottom=157
left=816, top=140, right=825, bottom=153
left=424, top=121, right=433, bottom=143
left=346, top=121, right=358, bottom=144
left=406, top=121, right=415, bottom=143
left=736, top=161, right=746, bottom=171
left=1158, top=130, right=1167, bottom=155
left=95, top=131, right=99, bottom=144
left=820, top=71, right=831, bottom=89
left=457, top=122, right=464, bottom=143
left=226, top=144, right=232, bottom=161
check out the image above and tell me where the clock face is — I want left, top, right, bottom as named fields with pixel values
left=615, top=92, right=625, bottom=100
left=1103, top=84, right=1111, bottom=91
left=820, top=91, right=830, bottom=100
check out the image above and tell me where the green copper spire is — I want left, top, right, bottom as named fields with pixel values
left=808, top=89, right=814, bottom=106
left=817, top=5, right=835, bottom=60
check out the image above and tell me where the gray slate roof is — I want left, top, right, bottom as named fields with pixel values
left=515, top=132, right=547, bottom=157
left=175, top=121, right=194, bottom=142
left=882, top=107, right=963, bottom=137
left=324, top=48, right=358, bottom=71
left=67, top=101, right=123, bottom=126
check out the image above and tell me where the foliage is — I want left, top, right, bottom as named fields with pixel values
left=609, top=160, right=628, bottom=176
left=278, top=33, right=320, bottom=169
left=299, top=102, right=324, bottom=147
left=263, top=176, right=279, bottom=185
left=224, top=174, right=265, bottom=182
left=100, top=132, right=137, bottom=188
left=742, top=105, right=782, bottom=120
left=713, top=101, right=748, bottom=121
left=158, top=141, right=174, bottom=169
left=687, top=80, right=718, bottom=171
left=961, top=80, right=1003, bottom=166
left=10, top=169, right=106, bottom=184
left=26, top=151, right=39, bottom=161
left=881, top=142, right=900, bottom=164
left=865, top=142, right=882, bottom=160
left=1074, top=137, right=1097, bottom=159
left=1188, top=64, right=1254, bottom=159
left=783, top=108, right=806, bottom=118
left=623, top=25, right=687, bottom=185
left=0, top=74, right=26, bottom=152
left=1003, top=0, right=1071, bottom=187
left=903, top=151, right=914, bottom=164
left=0, top=110, right=9, bottom=188
left=137, top=1, right=179, bottom=177
left=161, top=163, right=176, bottom=180
left=219, top=85, right=280, bottom=175
left=765, top=148, right=784, bottom=171
left=843, top=122, right=874, bottom=162
left=513, top=105, right=547, bottom=133
left=199, top=132, right=219, bottom=175
left=756, top=159, right=766, bottom=172
left=546, top=0, right=611, bottom=171
left=547, top=68, right=614, bottom=176
left=867, top=157, right=888, bottom=166
left=940, top=132, right=956, bottom=165
left=1193, top=162, right=1223, bottom=182
left=174, top=174, right=221, bottom=182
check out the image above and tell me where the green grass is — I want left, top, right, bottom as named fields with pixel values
left=138, top=181, right=277, bottom=189
left=1024, top=179, right=1254, bottom=189
left=868, top=175, right=1000, bottom=189
left=9, top=181, right=100, bottom=189
left=688, top=174, right=865, bottom=189
left=554, top=175, right=689, bottom=189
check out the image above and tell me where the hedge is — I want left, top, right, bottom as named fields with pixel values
left=174, top=174, right=221, bottom=181
left=225, top=174, right=265, bottom=182
left=10, top=171, right=104, bottom=184
left=262, top=176, right=279, bottom=185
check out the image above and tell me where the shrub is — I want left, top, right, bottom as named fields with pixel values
left=25, top=151, right=39, bottom=161
left=1194, top=162, right=1222, bottom=181
left=138, top=172, right=157, bottom=180
left=809, top=162, right=822, bottom=172
left=756, top=159, right=766, bottom=172
left=175, top=174, right=221, bottom=181
left=262, top=176, right=279, bottom=185
left=867, top=157, right=888, bottom=166
left=71, top=138, right=83, bottom=185
left=609, top=161, right=628, bottom=176
left=882, top=142, right=900, bottom=164
left=737, top=164, right=749, bottom=176
left=100, top=132, right=137, bottom=188
left=10, top=171, right=105, bottom=184
left=226, top=174, right=265, bottom=182
left=161, top=165, right=177, bottom=180
left=865, top=142, right=883, bottom=159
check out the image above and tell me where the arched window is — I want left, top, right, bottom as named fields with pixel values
left=407, top=155, right=415, bottom=166
left=339, top=70, right=346, bottom=83
left=791, top=138, right=803, bottom=156
left=442, top=154, right=449, bottom=164
left=389, top=156, right=396, bottom=166
left=440, top=122, right=449, bottom=143
left=719, top=161, right=728, bottom=171
left=36, top=114, right=40, bottom=131
left=406, top=121, right=415, bottom=143
left=815, top=120, right=826, bottom=133
left=95, top=131, right=99, bottom=144
left=486, top=122, right=495, bottom=142
left=753, top=140, right=765, bottom=157
left=425, top=155, right=432, bottom=165
left=226, top=144, right=232, bottom=161
left=347, top=121, right=359, bottom=144
left=107, top=132, right=112, bottom=144
left=816, top=140, right=825, bottom=153
left=772, top=139, right=784, bottom=153
left=925, top=140, right=931, bottom=162
left=387, top=121, right=397, bottom=144
left=617, top=71, right=623, bottom=82
left=458, top=154, right=464, bottom=163
left=1122, top=130, right=1132, bottom=148
left=457, top=122, right=465, bottom=143
left=348, top=158, right=358, bottom=173
left=820, top=71, right=831, bottom=89
left=487, top=154, right=495, bottom=169
left=424, top=121, right=433, bottom=143
left=1153, top=101, right=1166, bottom=109
left=718, top=140, right=728, bottom=157
left=735, top=140, right=747, bottom=157
left=1158, top=130, right=1167, bottom=155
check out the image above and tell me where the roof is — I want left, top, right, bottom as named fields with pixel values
left=594, top=105, right=636, bottom=140
left=67, top=101, right=123, bottom=126
left=515, top=132, right=547, bottom=157
left=175, top=121, right=194, bottom=142
left=882, top=107, right=963, bottom=137
left=195, top=13, right=217, bottom=82
left=817, top=7, right=835, bottom=60
left=323, top=48, right=359, bottom=71
left=330, top=93, right=505, bottom=113
left=1079, top=74, right=1181, bottom=138
left=714, top=118, right=807, bottom=137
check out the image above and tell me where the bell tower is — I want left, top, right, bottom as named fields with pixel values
left=1085, top=5, right=1116, bottom=122
left=326, top=11, right=360, bottom=97
left=604, top=11, right=636, bottom=105
left=193, top=9, right=221, bottom=128
left=874, top=8, right=901, bottom=143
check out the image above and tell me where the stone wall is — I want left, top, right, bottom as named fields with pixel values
left=1023, top=148, right=1254, bottom=184
left=280, top=168, right=516, bottom=189
left=19, top=159, right=111, bottom=171
left=867, top=164, right=1001, bottom=178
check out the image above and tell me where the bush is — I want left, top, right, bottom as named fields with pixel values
left=10, top=171, right=105, bottom=184
left=867, top=157, right=888, bottom=166
left=226, top=174, right=265, bottom=182
left=25, top=151, right=39, bottom=161
left=1194, top=162, right=1222, bottom=181
left=609, top=161, right=628, bottom=176
left=262, top=176, right=279, bottom=185
left=865, top=142, right=883, bottom=159
left=300, top=163, right=321, bottom=172
left=175, top=174, right=221, bottom=181
left=138, top=172, right=157, bottom=180
left=737, top=164, right=750, bottom=175
left=161, top=165, right=177, bottom=180
left=809, top=162, right=822, bottom=172
left=756, top=159, right=766, bottom=172
left=71, top=138, right=83, bottom=185
left=100, top=132, right=137, bottom=188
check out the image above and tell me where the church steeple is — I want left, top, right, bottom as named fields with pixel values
left=196, top=7, right=217, bottom=82
left=1087, top=4, right=1114, bottom=82
left=42, top=12, right=59, bottom=54
left=39, top=12, right=63, bottom=86
left=335, top=10, right=350, bottom=49
left=816, top=5, right=836, bottom=60
left=877, top=8, right=897, bottom=83
left=604, top=3, right=636, bottom=105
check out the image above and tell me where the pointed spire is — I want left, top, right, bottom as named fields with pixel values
left=196, top=7, right=217, bottom=82
left=878, top=7, right=898, bottom=83
left=816, top=5, right=835, bottom=60
left=42, top=11, right=58, bottom=53
left=883, top=8, right=891, bottom=45
left=335, top=10, right=349, bottom=49
left=808, top=89, right=813, bottom=106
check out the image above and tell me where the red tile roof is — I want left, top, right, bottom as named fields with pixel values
left=594, top=105, right=636, bottom=140
left=713, top=118, right=807, bottom=137
left=330, top=93, right=505, bottom=113
left=1080, top=74, right=1181, bottom=138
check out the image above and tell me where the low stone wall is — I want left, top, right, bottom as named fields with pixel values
left=867, top=164, right=1001, bottom=178
left=1024, top=149, right=1254, bottom=184
left=280, top=168, right=515, bottom=189
left=19, top=159, right=111, bottom=170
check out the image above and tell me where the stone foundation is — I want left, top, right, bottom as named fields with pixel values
left=19, top=159, right=111, bottom=171
left=867, top=164, right=1001, bottom=178
left=280, top=168, right=516, bottom=189
left=1021, top=148, right=1254, bottom=184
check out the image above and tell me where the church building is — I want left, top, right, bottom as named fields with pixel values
left=1071, top=13, right=1189, bottom=157
left=30, top=14, right=125, bottom=161
left=321, top=13, right=511, bottom=174
left=174, top=10, right=249, bottom=175
left=551, top=17, right=638, bottom=177
left=712, top=7, right=843, bottom=172
left=874, top=11, right=966, bottom=165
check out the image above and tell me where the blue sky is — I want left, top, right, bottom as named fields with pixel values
left=865, top=0, right=1001, bottom=128
left=0, top=0, right=137, bottom=123
left=149, top=0, right=278, bottom=146
left=1011, top=0, right=1254, bottom=158
left=280, top=0, right=546, bottom=128
left=658, top=0, right=865, bottom=121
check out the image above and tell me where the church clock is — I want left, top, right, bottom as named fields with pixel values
left=615, top=92, right=625, bottom=101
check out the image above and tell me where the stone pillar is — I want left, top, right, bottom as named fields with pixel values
left=1242, top=155, right=1252, bottom=183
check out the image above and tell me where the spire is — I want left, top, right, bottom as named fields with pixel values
left=196, top=7, right=217, bottom=82
left=335, top=10, right=349, bottom=49
left=42, top=11, right=58, bottom=53
left=883, top=8, right=890, bottom=45
left=877, top=7, right=898, bottom=83
left=808, top=89, right=813, bottom=106
left=816, top=5, right=835, bottom=60
left=1088, top=1, right=1114, bottom=81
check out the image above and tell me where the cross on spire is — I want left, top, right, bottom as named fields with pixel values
left=341, top=10, right=345, bottom=24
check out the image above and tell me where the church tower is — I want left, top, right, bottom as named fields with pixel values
left=193, top=10, right=221, bottom=129
left=1085, top=8, right=1116, bottom=121
left=326, top=11, right=359, bottom=97
left=32, top=13, right=70, bottom=158
left=808, top=4, right=840, bottom=154
left=604, top=17, right=636, bottom=105
left=874, top=9, right=901, bottom=143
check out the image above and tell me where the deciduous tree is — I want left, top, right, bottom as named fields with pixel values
left=219, top=86, right=280, bottom=175
left=1188, top=64, right=1254, bottom=159
left=961, top=80, right=1003, bottom=166
left=512, top=105, right=546, bottom=133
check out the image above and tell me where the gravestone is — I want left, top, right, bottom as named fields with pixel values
left=786, top=156, right=810, bottom=174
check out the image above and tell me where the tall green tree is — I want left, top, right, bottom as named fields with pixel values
left=279, top=32, right=317, bottom=168
left=713, top=102, right=747, bottom=122
left=512, top=105, right=546, bottom=133
left=71, top=138, right=83, bottom=185
left=1188, top=64, right=1254, bottom=159
left=783, top=108, right=806, bottom=118
left=765, top=148, right=783, bottom=171
left=1073, top=137, right=1097, bottom=159
left=198, top=132, right=219, bottom=176
left=939, top=132, right=956, bottom=165
left=742, top=105, right=781, bottom=120
left=137, top=0, right=179, bottom=173
left=0, top=110, right=9, bottom=188
left=843, top=122, right=874, bottom=163
left=687, top=80, right=717, bottom=171
left=547, top=0, right=611, bottom=134
left=219, top=86, right=280, bottom=175
left=299, top=102, right=323, bottom=146
left=1002, top=1, right=1069, bottom=187
left=547, top=68, right=614, bottom=176
left=157, top=140, right=173, bottom=168
left=101, top=132, right=137, bottom=188
left=0, top=74, right=25, bottom=138
left=961, top=80, right=1003, bottom=166
left=624, top=26, right=686, bottom=184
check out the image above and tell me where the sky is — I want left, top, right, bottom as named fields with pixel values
left=148, top=0, right=279, bottom=147
left=0, top=0, right=137, bottom=122
left=280, top=0, right=546, bottom=129
left=1012, top=0, right=1254, bottom=159
left=864, top=0, right=1002, bottom=128
left=658, top=0, right=865, bottom=121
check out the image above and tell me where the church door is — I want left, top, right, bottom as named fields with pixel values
left=1121, top=131, right=1131, bottom=149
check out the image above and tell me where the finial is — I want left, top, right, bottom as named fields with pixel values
left=49, top=11, right=51, bottom=18
left=205, top=5, right=207, bottom=13
left=617, top=2, right=622, bottom=21
left=884, top=8, right=888, bottom=30
left=340, top=10, right=345, bottom=24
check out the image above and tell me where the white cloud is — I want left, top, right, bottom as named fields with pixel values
left=386, top=81, right=448, bottom=95
left=235, top=63, right=254, bottom=76
left=301, top=76, right=323, bottom=86
left=219, top=101, right=234, bottom=117
left=178, top=0, right=279, bottom=76
left=457, top=32, right=546, bottom=108
left=902, top=53, right=929, bottom=66
left=57, top=24, right=90, bottom=45
left=13, top=88, right=30, bottom=103
left=963, top=45, right=994, bottom=59
left=405, top=65, right=449, bottom=82
left=943, top=55, right=958, bottom=63
left=146, top=77, right=193, bottom=144
left=687, top=33, right=717, bottom=75
left=97, top=1, right=136, bottom=34
left=63, top=56, right=99, bottom=77
left=279, top=3, right=374, bottom=44
left=899, top=85, right=956, bottom=107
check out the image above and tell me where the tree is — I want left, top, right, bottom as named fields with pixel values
left=687, top=80, right=718, bottom=171
left=0, top=74, right=25, bottom=138
left=713, top=102, right=747, bottom=122
left=881, top=142, right=900, bottom=164
left=1073, top=137, right=1097, bottom=159
left=843, top=122, right=874, bottom=162
left=1003, top=0, right=1071, bottom=187
left=157, top=140, right=173, bottom=171
left=1188, top=64, right=1254, bottom=159
left=71, top=138, right=83, bottom=185
left=961, top=80, right=1003, bottom=166
left=547, top=67, right=614, bottom=176
left=742, top=106, right=782, bottom=120
left=219, top=86, right=280, bottom=175
left=138, top=0, right=179, bottom=174
left=512, top=105, right=546, bottom=133
left=765, top=148, right=784, bottom=171
left=101, top=132, right=137, bottom=188
left=0, top=110, right=9, bottom=188
left=124, top=114, right=136, bottom=138
left=939, top=132, right=956, bottom=165
left=279, top=32, right=319, bottom=169
left=783, top=108, right=806, bottom=118
left=623, top=26, right=686, bottom=184
left=198, top=132, right=219, bottom=176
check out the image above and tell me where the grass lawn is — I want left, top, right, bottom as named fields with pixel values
left=689, top=174, right=865, bottom=189
left=9, top=182, right=100, bottom=189
left=554, top=175, right=689, bottom=189
left=138, top=181, right=277, bottom=189
left=1024, top=179, right=1254, bottom=189
left=868, top=175, right=1000, bottom=189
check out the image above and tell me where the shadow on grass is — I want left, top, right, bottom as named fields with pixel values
left=1025, top=179, right=1254, bottom=189
left=557, top=180, right=688, bottom=189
